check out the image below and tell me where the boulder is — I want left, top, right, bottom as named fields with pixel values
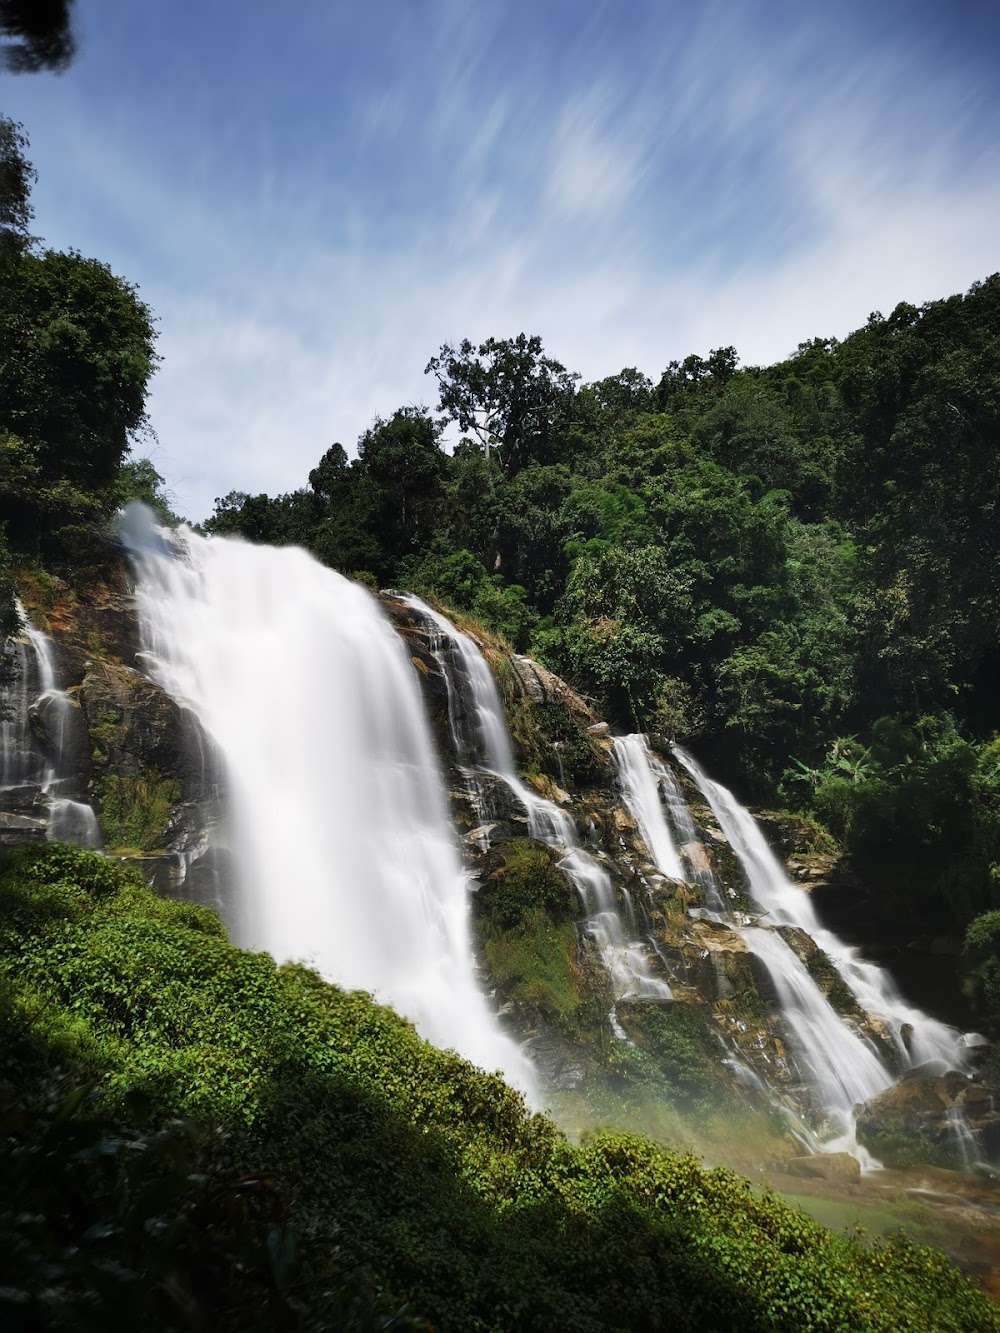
left=80, top=661, right=190, bottom=778
left=781, top=1152, right=861, bottom=1184
left=508, top=654, right=592, bottom=715
left=0, top=809, right=47, bottom=845
left=855, top=1071, right=1000, bottom=1168
left=679, top=839, right=712, bottom=877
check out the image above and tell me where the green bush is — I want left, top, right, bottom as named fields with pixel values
left=474, top=839, right=577, bottom=934
left=92, top=769, right=181, bottom=853
left=2, top=844, right=998, bottom=1332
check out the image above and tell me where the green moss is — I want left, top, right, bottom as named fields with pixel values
left=88, top=704, right=122, bottom=756
left=805, top=949, right=858, bottom=1016
left=484, top=910, right=585, bottom=1024
left=473, top=837, right=577, bottom=934
left=728, top=983, right=766, bottom=1023
left=494, top=662, right=608, bottom=793
left=14, top=565, right=59, bottom=629
left=92, top=768, right=180, bottom=853
left=616, top=1002, right=724, bottom=1108
left=856, top=1117, right=962, bottom=1171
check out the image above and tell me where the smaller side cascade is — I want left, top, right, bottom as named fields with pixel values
left=1, top=604, right=100, bottom=848
left=399, top=595, right=672, bottom=1019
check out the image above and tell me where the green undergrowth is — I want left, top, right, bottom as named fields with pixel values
left=2, top=845, right=999, bottom=1331
left=92, top=768, right=180, bottom=853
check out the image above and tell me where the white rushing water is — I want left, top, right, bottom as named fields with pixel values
left=673, top=745, right=969, bottom=1075
left=613, top=734, right=727, bottom=913
left=22, top=616, right=102, bottom=846
left=119, top=508, right=534, bottom=1098
left=614, top=734, right=685, bottom=881
left=400, top=595, right=671, bottom=1012
left=612, top=734, right=892, bottom=1146
left=0, top=627, right=42, bottom=790
left=0, top=604, right=100, bottom=846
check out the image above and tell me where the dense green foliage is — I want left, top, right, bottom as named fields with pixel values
left=3, top=845, right=998, bottom=1331
left=0, top=118, right=159, bottom=618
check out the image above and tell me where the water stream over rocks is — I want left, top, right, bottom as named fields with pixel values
left=398, top=595, right=671, bottom=1024
left=0, top=604, right=100, bottom=847
left=614, top=733, right=977, bottom=1160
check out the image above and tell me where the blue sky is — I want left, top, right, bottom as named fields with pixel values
left=3, top=0, right=999, bottom=521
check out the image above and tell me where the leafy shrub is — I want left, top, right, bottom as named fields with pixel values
left=93, top=769, right=181, bottom=853
left=2, top=845, right=998, bottom=1332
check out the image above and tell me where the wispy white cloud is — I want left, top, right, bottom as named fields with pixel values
left=545, top=87, right=643, bottom=219
left=3, top=0, right=998, bottom=519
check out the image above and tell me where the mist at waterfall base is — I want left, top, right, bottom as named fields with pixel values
left=118, top=504, right=535, bottom=1099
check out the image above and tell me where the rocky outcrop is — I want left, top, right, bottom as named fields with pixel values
left=856, top=1067, right=1000, bottom=1169
left=80, top=659, right=189, bottom=781
left=0, top=803, right=48, bottom=844
left=780, top=1152, right=862, bottom=1184
left=7, top=556, right=223, bottom=892
left=506, top=653, right=593, bottom=715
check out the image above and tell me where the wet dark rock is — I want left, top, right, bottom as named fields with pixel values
left=0, top=809, right=48, bottom=844
left=80, top=661, right=189, bottom=779
left=521, top=1031, right=589, bottom=1091
left=857, top=1072, right=1000, bottom=1168
left=0, top=783, right=45, bottom=814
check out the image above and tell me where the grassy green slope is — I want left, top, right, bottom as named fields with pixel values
left=2, top=845, right=997, bottom=1332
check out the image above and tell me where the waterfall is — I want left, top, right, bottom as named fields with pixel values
left=614, top=734, right=685, bottom=881
left=1, top=628, right=43, bottom=790
left=613, top=733, right=726, bottom=913
left=610, top=734, right=891, bottom=1146
left=944, top=1105, right=982, bottom=1171
left=739, top=925, right=889, bottom=1119
left=0, top=605, right=100, bottom=846
left=399, top=595, right=671, bottom=1013
left=673, top=746, right=969, bottom=1074
left=118, top=507, right=534, bottom=1098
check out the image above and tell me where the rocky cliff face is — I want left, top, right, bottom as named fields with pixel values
left=3, top=560, right=229, bottom=909
left=386, top=597, right=821, bottom=1142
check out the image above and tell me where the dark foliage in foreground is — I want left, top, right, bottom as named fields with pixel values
left=2, top=845, right=997, bottom=1331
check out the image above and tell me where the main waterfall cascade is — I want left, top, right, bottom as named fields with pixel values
left=119, top=509, right=535, bottom=1098
left=398, top=594, right=671, bottom=1018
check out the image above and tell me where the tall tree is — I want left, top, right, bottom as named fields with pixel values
left=0, top=0, right=75, bottom=72
left=351, top=407, right=446, bottom=580
left=426, top=333, right=578, bottom=480
left=0, top=116, right=35, bottom=265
